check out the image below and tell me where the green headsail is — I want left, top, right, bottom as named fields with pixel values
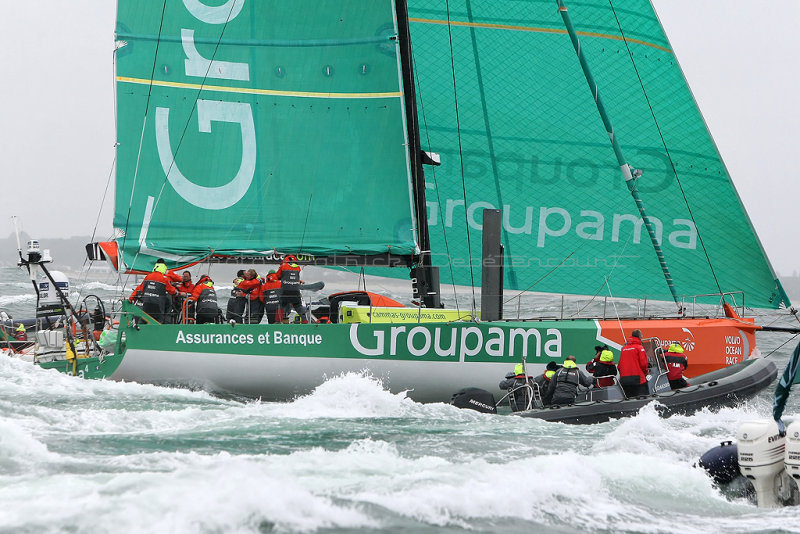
left=113, top=0, right=419, bottom=272
left=407, top=0, right=789, bottom=309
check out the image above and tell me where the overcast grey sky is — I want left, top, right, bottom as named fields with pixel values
left=1, top=1, right=798, bottom=275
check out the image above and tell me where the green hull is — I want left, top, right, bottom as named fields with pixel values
left=35, top=304, right=757, bottom=403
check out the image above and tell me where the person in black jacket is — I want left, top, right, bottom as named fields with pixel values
left=499, top=363, right=533, bottom=412
left=532, top=361, right=559, bottom=406
left=545, top=356, right=593, bottom=406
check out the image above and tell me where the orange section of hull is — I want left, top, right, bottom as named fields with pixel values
left=596, top=317, right=760, bottom=378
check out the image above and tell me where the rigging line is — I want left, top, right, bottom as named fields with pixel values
left=606, top=0, right=722, bottom=296
left=121, top=0, right=168, bottom=287
left=570, top=203, right=641, bottom=315
left=139, top=1, right=239, bottom=272
left=297, top=193, right=313, bottom=254
left=606, top=278, right=628, bottom=344
left=764, top=332, right=800, bottom=359
left=410, top=52, right=460, bottom=315
left=444, top=0, right=477, bottom=317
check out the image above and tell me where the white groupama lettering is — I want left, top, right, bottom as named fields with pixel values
left=155, top=0, right=255, bottom=211
left=425, top=183, right=698, bottom=251
left=349, top=324, right=562, bottom=359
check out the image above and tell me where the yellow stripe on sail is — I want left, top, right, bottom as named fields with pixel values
left=116, top=77, right=403, bottom=99
left=408, top=18, right=673, bottom=54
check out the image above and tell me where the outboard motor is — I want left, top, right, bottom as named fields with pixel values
left=450, top=388, right=497, bottom=414
left=783, top=421, right=800, bottom=504
left=737, top=420, right=785, bottom=507
left=698, top=441, right=741, bottom=485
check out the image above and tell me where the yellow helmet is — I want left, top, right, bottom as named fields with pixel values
left=16, top=323, right=25, bottom=332
left=153, top=262, right=167, bottom=274
left=545, top=370, right=555, bottom=380
left=668, top=343, right=684, bottom=353
left=600, top=350, right=614, bottom=362
left=514, top=363, right=524, bottom=375
left=562, top=359, right=577, bottom=369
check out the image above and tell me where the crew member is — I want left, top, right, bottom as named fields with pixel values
left=238, top=269, right=263, bottom=324
left=14, top=323, right=27, bottom=341
left=129, top=261, right=177, bottom=323
left=499, top=363, right=533, bottom=412
left=545, top=355, right=593, bottom=406
left=189, top=275, right=220, bottom=324
left=275, top=255, right=308, bottom=322
left=586, top=346, right=617, bottom=388
left=261, top=270, right=282, bottom=324
left=226, top=270, right=246, bottom=323
left=177, top=271, right=194, bottom=293
left=665, top=342, right=689, bottom=389
left=618, top=329, right=650, bottom=398
left=175, top=271, right=195, bottom=323
left=532, top=361, right=559, bottom=406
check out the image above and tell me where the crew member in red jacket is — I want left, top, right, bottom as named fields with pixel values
left=237, top=269, right=263, bottom=324
left=129, top=261, right=177, bottom=323
left=586, top=346, right=617, bottom=388
left=275, top=255, right=308, bottom=322
left=618, top=329, right=650, bottom=398
left=261, top=271, right=282, bottom=324
left=665, top=343, right=689, bottom=389
left=188, top=275, right=220, bottom=324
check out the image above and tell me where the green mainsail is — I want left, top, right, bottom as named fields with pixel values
left=407, top=0, right=788, bottom=309
left=114, top=0, right=419, bottom=271
left=112, top=0, right=788, bottom=310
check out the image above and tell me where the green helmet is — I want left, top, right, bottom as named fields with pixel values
left=562, top=359, right=577, bottom=369
left=668, top=343, right=684, bottom=354
left=514, top=363, right=524, bottom=375
left=600, top=350, right=614, bottom=362
left=153, top=262, right=167, bottom=274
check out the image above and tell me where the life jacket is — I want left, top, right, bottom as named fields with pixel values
left=194, top=283, right=218, bottom=315
left=261, top=275, right=281, bottom=307
left=279, top=264, right=301, bottom=292
left=231, top=277, right=244, bottom=297
left=586, top=358, right=617, bottom=387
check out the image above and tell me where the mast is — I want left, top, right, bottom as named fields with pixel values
left=395, top=0, right=441, bottom=308
left=556, top=0, right=682, bottom=313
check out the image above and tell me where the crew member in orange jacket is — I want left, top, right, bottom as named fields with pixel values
left=129, top=261, right=178, bottom=323
left=618, top=329, right=650, bottom=398
left=237, top=269, right=263, bottom=324
left=275, top=255, right=308, bottom=322
left=261, top=271, right=282, bottom=324
left=189, top=275, right=220, bottom=324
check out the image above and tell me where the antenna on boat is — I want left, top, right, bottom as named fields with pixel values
left=556, top=0, right=683, bottom=315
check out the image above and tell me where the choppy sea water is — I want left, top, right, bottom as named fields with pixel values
left=2, top=264, right=800, bottom=533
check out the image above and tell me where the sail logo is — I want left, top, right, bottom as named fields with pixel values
left=349, top=324, right=562, bottom=359
left=426, top=187, right=698, bottom=250
left=155, top=0, right=256, bottom=211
